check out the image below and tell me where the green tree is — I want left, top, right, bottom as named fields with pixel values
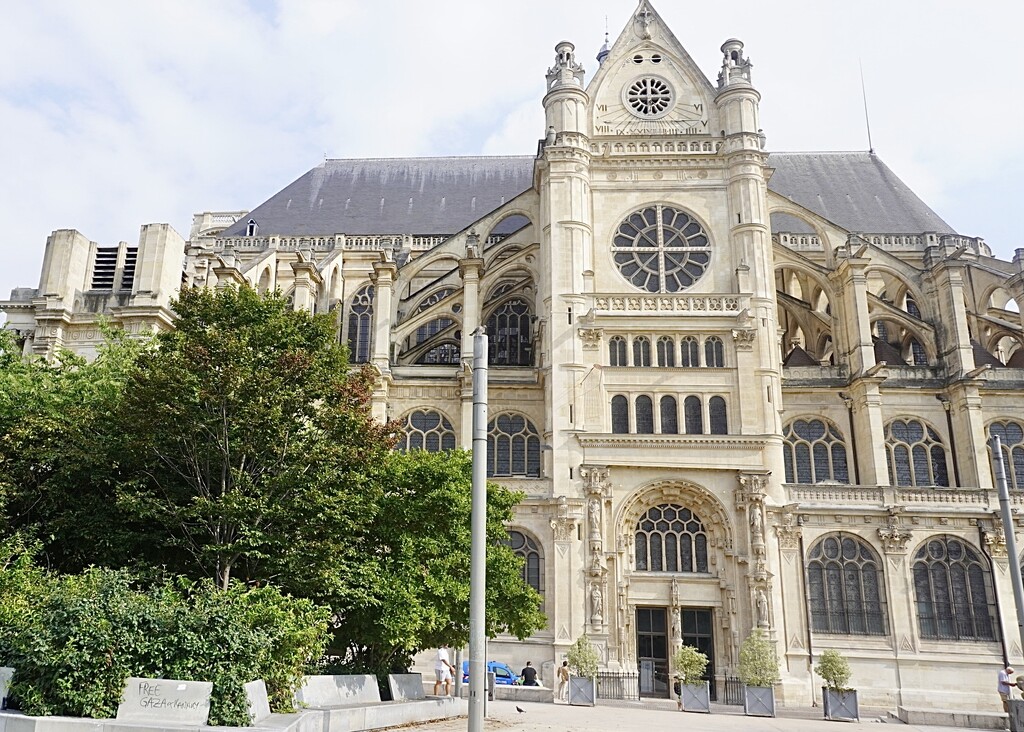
left=0, top=329, right=147, bottom=570
left=329, top=449, right=545, bottom=675
left=116, top=285, right=393, bottom=594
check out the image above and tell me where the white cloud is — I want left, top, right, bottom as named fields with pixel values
left=0, top=0, right=1020, bottom=303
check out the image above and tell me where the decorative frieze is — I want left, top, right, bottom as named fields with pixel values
left=591, top=294, right=739, bottom=314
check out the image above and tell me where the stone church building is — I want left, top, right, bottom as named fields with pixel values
left=5, top=1, right=1024, bottom=711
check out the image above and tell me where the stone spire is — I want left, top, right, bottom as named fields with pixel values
left=717, top=38, right=753, bottom=89
left=545, top=41, right=585, bottom=90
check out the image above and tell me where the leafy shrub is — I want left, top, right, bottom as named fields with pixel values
left=567, top=634, right=600, bottom=678
left=672, top=645, right=709, bottom=684
left=814, top=649, right=852, bottom=691
left=738, top=629, right=779, bottom=688
left=0, top=549, right=329, bottom=726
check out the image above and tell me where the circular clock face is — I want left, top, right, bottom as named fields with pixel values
left=612, top=205, right=712, bottom=292
left=622, top=76, right=675, bottom=120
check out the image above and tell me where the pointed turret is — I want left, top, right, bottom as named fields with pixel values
left=717, top=38, right=754, bottom=89
left=543, top=41, right=589, bottom=138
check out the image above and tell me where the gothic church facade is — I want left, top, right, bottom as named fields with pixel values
left=5, top=1, right=1024, bottom=711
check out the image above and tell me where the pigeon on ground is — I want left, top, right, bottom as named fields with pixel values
left=516, top=706, right=525, bottom=713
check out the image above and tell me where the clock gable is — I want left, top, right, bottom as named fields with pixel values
left=586, top=1, right=718, bottom=139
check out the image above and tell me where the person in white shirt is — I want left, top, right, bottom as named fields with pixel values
left=434, top=644, right=456, bottom=696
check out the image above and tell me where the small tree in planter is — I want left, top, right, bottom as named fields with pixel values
left=566, top=634, right=599, bottom=706
left=738, top=629, right=779, bottom=717
left=815, top=649, right=858, bottom=721
left=672, top=645, right=710, bottom=713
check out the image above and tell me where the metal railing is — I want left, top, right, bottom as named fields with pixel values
left=596, top=671, right=640, bottom=700
left=721, top=676, right=744, bottom=705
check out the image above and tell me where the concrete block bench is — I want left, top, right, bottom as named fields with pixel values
left=895, top=706, right=1007, bottom=729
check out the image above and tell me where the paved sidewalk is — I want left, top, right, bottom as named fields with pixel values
left=412, top=697, right=998, bottom=731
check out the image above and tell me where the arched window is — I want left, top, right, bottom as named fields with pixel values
left=913, top=536, right=996, bottom=641
left=611, top=395, right=629, bottom=434
left=400, top=410, right=456, bottom=452
left=487, top=298, right=532, bottom=366
left=609, top=336, right=627, bottom=366
left=709, top=396, right=728, bottom=435
left=684, top=396, right=702, bottom=434
left=633, top=336, right=652, bottom=367
left=660, top=396, right=678, bottom=434
left=681, top=336, right=699, bottom=367
left=347, top=285, right=374, bottom=363
left=807, top=534, right=887, bottom=635
left=704, top=336, right=724, bottom=367
left=635, top=395, right=654, bottom=434
left=905, top=295, right=921, bottom=318
left=909, top=338, right=927, bottom=366
left=885, top=419, right=949, bottom=487
left=635, top=504, right=709, bottom=573
left=504, top=530, right=543, bottom=595
left=487, top=413, right=541, bottom=477
left=988, top=421, right=1024, bottom=490
left=783, top=419, right=850, bottom=484
left=656, top=337, right=676, bottom=367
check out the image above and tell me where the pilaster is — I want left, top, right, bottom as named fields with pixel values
left=369, top=259, right=397, bottom=374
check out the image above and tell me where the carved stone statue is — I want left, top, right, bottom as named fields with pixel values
left=755, top=589, right=769, bottom=628
left=589, top=499, right=601, bottom=538
left=750, top=507, right=764, bottom=542
left=591, top=584, right=603, bottom=621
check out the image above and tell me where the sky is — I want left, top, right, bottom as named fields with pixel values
left=1, top=0, right=1021, bottom=304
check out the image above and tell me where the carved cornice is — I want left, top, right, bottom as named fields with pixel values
left=551, top=517, right=576, bottom=542
left=580, top=464, right=611, bottom=497
left=577, top=434, right=769, bottom=450
left=984, top=522, right=1008, bottom=559
left=877, top=505, right=914, bottom=554
left=578, top=327, right=603, bottom=350
left=877, top=526, right=913, bottom=554
left=731, top=328, right=756, bottom=350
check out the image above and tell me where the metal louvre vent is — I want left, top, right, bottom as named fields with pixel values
left=91, top=248, right=118, bottom=290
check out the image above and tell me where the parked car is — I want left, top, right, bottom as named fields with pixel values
left=461, top=660, right=520, bottom=685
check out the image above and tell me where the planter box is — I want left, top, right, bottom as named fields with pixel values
left=680, top=681, right=710, bottom=713
left=568, top=677, right=596, bottom=706
left=743, top=685, right=775, bottom=717
left=822, top=687, right=859, bottom=721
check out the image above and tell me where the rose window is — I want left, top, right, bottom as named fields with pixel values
left=612, top=205, right=711, bottom=292
left=625, top=77, right=673, bottom=118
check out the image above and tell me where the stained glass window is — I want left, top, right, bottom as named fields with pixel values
left=913, top=536, right=996, bottom=641
left=807, top=534, right=888, bottom=635
left=783, top=419, right=850, bottom=484
left=635, top=504, right=708, bottom=573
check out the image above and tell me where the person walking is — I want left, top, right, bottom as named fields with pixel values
left=557, top=660, right=570, bottom=701
left=999, top=664, right=1015, bottom=714
left=434, top=644, right=456, bottom=696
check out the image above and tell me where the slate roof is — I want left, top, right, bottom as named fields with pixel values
left=222, top=151, right=956, bottom=238
left=767, top=152, right=956, bottom=235
left=221, top=156, right=535, bottom=238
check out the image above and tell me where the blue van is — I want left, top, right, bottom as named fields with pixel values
left=461, top=660, right=520, bottom=685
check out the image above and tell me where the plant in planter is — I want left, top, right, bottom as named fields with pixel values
left=566, top=634, right=599, bottom=706
left=815, top=649, right=858, bottom=721
left=672, top=645, right=710, bottom=713
left=738, top=629, right=779, bottom=717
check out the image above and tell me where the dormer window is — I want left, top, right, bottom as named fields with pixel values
left=245, top=219, right=258, bottom=236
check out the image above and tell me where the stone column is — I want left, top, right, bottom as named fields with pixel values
left=877, top=507, right=917, bottom=703
left=847, top=376, right=890, bottom=485
left=830, top=254, right=875, bottom=377
left=289, top=260, right=322, bottom=314
left=369, top=259, right=397, bottom=374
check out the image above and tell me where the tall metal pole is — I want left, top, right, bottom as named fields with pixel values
left=468, top=328, right=488, bottom=732
left=993, top=435, right=1024, bottom=661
